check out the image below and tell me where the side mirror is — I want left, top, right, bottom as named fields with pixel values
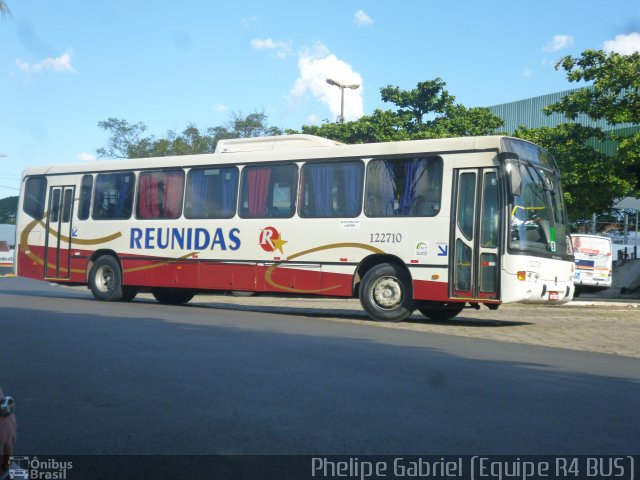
left=498, top=152, right=522, bottom=196
left=510, top=166, right=522, bottom=196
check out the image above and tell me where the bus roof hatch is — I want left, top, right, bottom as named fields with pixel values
left=215, top=134, right=342, bottom=154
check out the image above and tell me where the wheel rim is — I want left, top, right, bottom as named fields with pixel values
left=371, top=276, right=402, bottom=309
left=95, top=265, right=115, bottom=293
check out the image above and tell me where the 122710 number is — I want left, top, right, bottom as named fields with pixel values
left=369, top=233, right=402, bottom=243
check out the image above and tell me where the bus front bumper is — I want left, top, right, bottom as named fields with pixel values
left=503, top=270, right=575, bottom=305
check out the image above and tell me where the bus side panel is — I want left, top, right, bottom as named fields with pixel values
left=199, top=262, right=257, bottom=291
left=120, top=255, right=200, bottom=289
left=257, top=264, right=352, bottom=297
left=17, top=242, right=44, bottom=280
left=412, top=279, right=449, bottom=301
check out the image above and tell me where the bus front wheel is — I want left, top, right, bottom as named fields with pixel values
left=359, top=263, right=414, bottom=322
left=151, top=288, right=195, bottom=305
left=89, top=255, right=126, bottom=301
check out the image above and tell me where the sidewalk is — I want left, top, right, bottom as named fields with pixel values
left=185, top=291, right=640, bottom=359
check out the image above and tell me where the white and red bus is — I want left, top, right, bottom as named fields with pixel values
left=15, top=134, right=575, bottom=322
left=571, top=234, right=613, bottom=292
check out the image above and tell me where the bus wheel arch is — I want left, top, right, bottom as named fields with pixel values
left=87, top=249, right=119, bottom=282
left=87, top=251, right=137, bottom=302
left=355, top=255, right=414, bottom=322
left=88, top=253, right=124, bottom=301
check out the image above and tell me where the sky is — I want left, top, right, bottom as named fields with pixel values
left=1, top=0, right=639, bottom=199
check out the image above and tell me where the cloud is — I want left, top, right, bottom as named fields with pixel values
left=288, top=42, right=364, bottom=122
left=16, top=51, right=76, bottom=74
left=250, top=38, right=293, bottom=59
left=354, top=9, right=374, bottom=27
left=211, top=104, right=229, bottom=112
left=305, top=114, right=321, bottom=125
left=241, top=16, right=258, bottom=29
left=602, top=32, right=640, bottom=54
left=542, top=35, right=575, bottom=52
left=76, top=152, right=96, bottom=162
left=522, top=68, right=533, bottom=78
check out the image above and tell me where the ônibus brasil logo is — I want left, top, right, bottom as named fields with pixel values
left=259, top=227, right=287, bottom=254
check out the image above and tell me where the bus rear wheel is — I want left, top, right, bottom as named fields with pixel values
left=359, top=263, right=414, bottom=322
left=418, top=302, right=465, bottom=321
left=151, top=288, right=195, bottom=305
left=89, top=255, right=126, bottom=302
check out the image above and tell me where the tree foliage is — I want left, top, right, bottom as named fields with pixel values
left=0, top=195, right=18, bottom=224
left=297, top=78, right=503, bottom=143
left=97, top=111, right=283, bottom=159
left=546, top=49, right=640, bottom=192
left=96, top=118, right=149, bottom=159
left=0, top=0, right=11, bottom=17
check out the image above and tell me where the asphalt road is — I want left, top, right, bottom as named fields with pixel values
left=1, top=276, right=639, bottom=456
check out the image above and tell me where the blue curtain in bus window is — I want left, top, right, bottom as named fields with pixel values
left=115, top=175, right=132, bottom=217
left=248, top=167, right=271, bottom=217
left=341, top=163, right=362, bottom=216
left=308, top=164, right=334, bottom=216
left=221, top=168, right=238, bottom=217
left=189, top=170, right=209, bottom=217
left=399, top=158, right=427, bottom=215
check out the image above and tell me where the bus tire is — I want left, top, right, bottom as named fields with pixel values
left=359, top=263, right=414, bottom=322
left=89, top=255, right=125, bottom=301
left=151, top=288, right=195, bottom=305
left=418, top=302, right=464, bottom=321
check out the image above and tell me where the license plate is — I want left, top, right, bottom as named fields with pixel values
left=549, top=291, right=560, bottom=301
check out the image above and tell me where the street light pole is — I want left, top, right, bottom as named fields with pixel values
left=326, top=78, right=360, bottom=123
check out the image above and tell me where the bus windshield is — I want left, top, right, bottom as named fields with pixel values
left=502, top=139, right=571, bottom=258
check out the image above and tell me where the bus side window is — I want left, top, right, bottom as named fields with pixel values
left=93, top=172, right=135, bottom=220
left=23, top=176, right=47, bottom=220
left=78, top=174, right=93, bottom=220
left=137, top=170, right=185, bottom=220
left=239, top=164, right=298, bottom=219
left=364, top=156, right=442, bottom=217
left=184, top=167, right=239, bottom=219
left=299, top=161, right=363, bottom=218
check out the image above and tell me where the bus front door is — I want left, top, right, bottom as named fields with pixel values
left=44, top=185, right=75, bottom=279
left=451, top=168, right=500, bottom=300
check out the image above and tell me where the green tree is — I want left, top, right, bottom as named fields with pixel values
left=298, top=78, right=503, bottom=143
left=546, top=49, right=640, bottom=192
left=0, top=196, right=18, bottom=224
left=97, top=111, right=283, bottom=159
left=226, top=111, right=283, bottom=138
left=0, top=1, right=10, bottom=17
left=96, top=118, right=149, bottom=159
